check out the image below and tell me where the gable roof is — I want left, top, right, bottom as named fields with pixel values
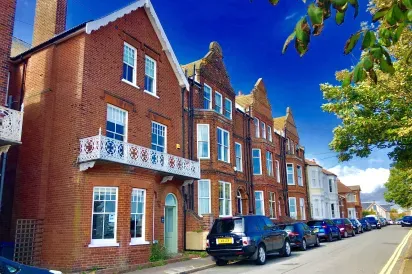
left=236, top=78, right=272, bottom=113
left=348, top=185, right=362, bottom=191
left=322, top=169, right=336, bottom=176
left=11, top=0, right=189, bottom=89
left=380, top=204, right=392, bottom=211
left=362, top=202, right=373, bottom=210
left=337, top=180, right=353, bottom=194
left=273, top=116, right=286, bottom=131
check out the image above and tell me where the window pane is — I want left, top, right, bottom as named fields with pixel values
left=104, top=214, right=115, bottom=239
left=94, top=201, right=104, bottom=213
left=92, top=214, right=104, bottom=239
left=105, top=201, right=116, bottom=213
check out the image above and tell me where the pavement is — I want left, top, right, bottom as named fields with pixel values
left=127, top=226, right=412, bottom=274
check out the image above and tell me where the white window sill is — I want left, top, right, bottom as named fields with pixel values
left=122, top=79, right=140, bottom=89
left=130, top=239, right=151, bottom=246
left=198, top=157, right=210, bottom=160
left=88, top=242, right=120, bottom=248
left=144, top=90, right=159, bottom=99
left=218, top=160, right=230, bottom=164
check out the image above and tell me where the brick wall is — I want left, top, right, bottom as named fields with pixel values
left=0, top=0, right=16, bottom=105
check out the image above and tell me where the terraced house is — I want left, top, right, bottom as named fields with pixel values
left=5, top=0, right=201, bottom=271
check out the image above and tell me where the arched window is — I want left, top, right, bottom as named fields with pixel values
left=236, top=190, right=242, bottom=215
left=165, top=193, right=177, bottom=207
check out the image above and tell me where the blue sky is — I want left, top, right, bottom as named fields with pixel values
left=13, top=0, right=392, bottom=193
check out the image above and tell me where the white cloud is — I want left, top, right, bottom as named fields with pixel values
left=329, top=165, right=390, bottom=193
left=285, top=12, right=298, bottom=20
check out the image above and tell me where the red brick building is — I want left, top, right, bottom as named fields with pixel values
left=7, top=0, right=200, bottom=271
left=273, top=108, right=310, bottom=220
left=338, top=181, right=362, bottom=219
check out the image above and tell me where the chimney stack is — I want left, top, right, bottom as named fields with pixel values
left=32, top=0, right=67, bottom=46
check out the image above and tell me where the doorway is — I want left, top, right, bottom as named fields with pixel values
left=164, top=193, right=177, bottom=254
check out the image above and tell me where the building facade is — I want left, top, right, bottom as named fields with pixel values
left=273, top=109, right=310, bottom=220
left=7, top=0, right=200, bottom=271
left=306, top=159, right=340, bottom=220
left=337, top=181, right=362, bottom=219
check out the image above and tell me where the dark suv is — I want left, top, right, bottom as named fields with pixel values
left=307, top=219, right=341, bottom=242
left=401, top=216, right=412, bottom=227
left=206, top=215, right=291, bottom=266
left=278, top=222, right=320, bottom=251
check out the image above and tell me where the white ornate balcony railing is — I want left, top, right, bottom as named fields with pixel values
left=0, top=106, right=23, bottom=144
left=78, top=134, right=201, bottom=179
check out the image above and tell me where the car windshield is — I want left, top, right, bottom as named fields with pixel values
left=211, top=218, right=244, bottom=234
left=366, top=217, right=376, bottom=222
left=350, top=219, right=357, bottom=224
left=278, top=225, right=295, bottom=232
left=307, top=221, right=323, bottom=226
left=333, top=219, right=344, bottom=225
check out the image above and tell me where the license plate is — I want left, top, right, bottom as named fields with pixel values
left=314, top=228, right=319, bottom=232
left=217, top=238, right=233, bottom=244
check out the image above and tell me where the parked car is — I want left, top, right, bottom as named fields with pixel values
left=333, top=218, right=356, bottom=238
left=365, top=216, right=382, bottom=229
left=401, top=216, right=412, bottom=227
left=359, top=218, right=372, bottom=231
left=350, top=219, right=363, bottom=234
left=0, top=256, right=62, bottom=274
left=278, top=222, right=320, bottom=251
left=307, top=219, right=341, bottom=242
left=379, top=217, right=387, bottom=226
left=206, top=215, right=291, bottom=266
left=395, top=218, right=403, bottom=225
left=387, top=219, right=394, bottom=225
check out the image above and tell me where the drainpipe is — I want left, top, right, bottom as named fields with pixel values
left=281, top=130, right=289, bottom=216
left=153, top=191, right=157, bottom=243
left=303, top=149, right=311, bottom=220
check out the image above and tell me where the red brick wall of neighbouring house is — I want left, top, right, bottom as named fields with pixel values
left=32, top=0, right=67, bottom=46
left=0, top=0, right=16, bottom=105
left=10, top=7, right=188, bottom=272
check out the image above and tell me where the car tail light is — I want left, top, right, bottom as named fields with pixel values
left=206, top=239, right=209, bottom=248
left=322, top=225, right=327, bottom=228
left=242, top=237, right=251, bottom=246
left=289, top=232, right=299, bottom=237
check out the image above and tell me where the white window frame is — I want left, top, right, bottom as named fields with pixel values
left=289, top=197, right=297, bottom=219
left=297, top=165, right=303, bottom=186
left=255, top=191, right=265, bottom=216
left=331, top=203, right=335, bottom=218
left=254, top=118, right=260, bottom=138
left=275, top=160, right=280, bottom=183
left=268, top=125, right=272, bottom=142
left=300, top=198, right=306, bottom=220
left=236, top=190, right=242, bottom=214
left=130, top=188, right=149, bottom=245
left=122, top=42, right=137, bottom=86
left=287, top=163, right=295, bottom=185
left=214, top=91, right=223, bottom=114
left=106, top=104, right=128, bottom=142
left=224, top=98, right=232, bottom=120
left=269, top=192, right=276, bottom=219
left=89, top=187, right=119, bottom=247
left=235, top=142, right=243, bottom=172
left=261, top=121, right=266, bottom=139
left=203, top=83, right=212, bottom=110
left=151, top=121, right=167, bottom=153
left=219, top=181, right=232, bottom=217
left=329, top=179, right=333, bottom=192
left=287, top=138, right=290, bottom=153
left=144, top=55, right=157, bottom=96
left=197, top=124, right=210, bottom=159
left=252, top=149, right=262, bottom=175
left=198, top=180, right=211, bottom=216
left=266, top=151, right=273, bottom=176
left=311, top=170, right=316, bottom=187
left=217, top=127, right=230, bottom=163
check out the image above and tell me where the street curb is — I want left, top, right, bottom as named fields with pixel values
left=399, top=231, right=412, bottom=274
left=178, top=263, right=216, bottom=274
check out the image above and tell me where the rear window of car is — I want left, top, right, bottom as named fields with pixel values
left=211, top=218, right=244, bottom=234
left=279, top=225, right=295, bottom=232
left=333, top=219, right=344, bottom=225
left=307, top=221, right=323, bottom=226
left=366, top=217, right=376, bottom=222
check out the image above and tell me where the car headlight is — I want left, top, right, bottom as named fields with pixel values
left=340, top=228, right=344, bottom=231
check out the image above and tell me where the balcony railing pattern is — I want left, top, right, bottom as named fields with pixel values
left=78, top=134, right=200, bottom=179
left=0, top=106, right=23, bottom=144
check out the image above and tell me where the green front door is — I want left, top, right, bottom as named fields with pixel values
left=164, top=194, right=177, bottom=254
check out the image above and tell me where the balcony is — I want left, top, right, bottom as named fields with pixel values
left=0, top=106, right=23, bottom=153
left=78, top=134, right=201, bottom=180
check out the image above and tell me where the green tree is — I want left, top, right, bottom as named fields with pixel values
left=362, top=209, right=376, bottom=217
left=268, top=0, right=412, bottom=84
left=384, top=167, right=412, bottom=208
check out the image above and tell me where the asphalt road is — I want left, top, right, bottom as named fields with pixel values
left=198, top=225, right=411, bottom=274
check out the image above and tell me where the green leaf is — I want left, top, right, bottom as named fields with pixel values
left=295, top=17, right=310, bottom=43
left=402, top=0, right=412, bottom=9
left=393, top=4, right=404, bottom=22
left=353, top=63, right=366, bottom=82
left=342, top=73, right=352, bottom=87
left=336, top=10, right=346, bottom=25
left=308, top=4, right=324, bottom=35
left=269, top=0, right=280, bottom=5
left=295, top=38, right=309, bottom=57
left=393, top=24, right=405, bottom=43
left=332, top=0, right=348, bottom=9
left=385, top=6, right=397, bottom=25
left=370, top=46, right=383, bottom=59
left=372, top=8, right=389, bottom=22
left=407, top=10, right=412, bottom=22
left=317, top=0, right=332, bottom=19
left=368, top=69, right=377, bottom=84
left=348, top=0, right=359, bottom=18
left=282, top=31, right=296, bottom=54
left=343, top=32, right=361, bottom=54
left=361, top=31, right=376, bottom=50
left=380, top=57, right=395, bottom=74
left=363, top=56, right=373, bottom=71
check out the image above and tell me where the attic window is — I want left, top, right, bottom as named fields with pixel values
left=145, top=55, right=157, bottom=95
left=123, top=43, right=136, bottom=85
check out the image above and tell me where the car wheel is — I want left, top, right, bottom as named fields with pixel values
left=337, top=232, right=342, bottom=240
left=344, top=231, right=348, bottom=238
left=300, top=238, right=307, bottom=251
left=314, top=236, right=320, bottom=247
left=352, top=230, right=356, bottom=237
left=280, top=240, right=292, bottom=257
left=216, top=259, right=228, bottom=266
left=255, top=244, right=267, bottom=265
left=327, top=233, right=333, bottom=242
